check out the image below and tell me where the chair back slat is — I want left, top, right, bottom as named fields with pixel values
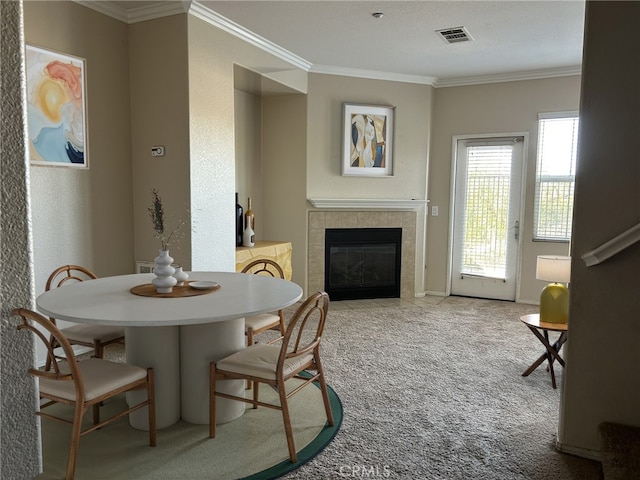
left=13, top=308, right=84, bottom=397
left=278, top=292, right=329, bottom=369
left=240, top=259, right=285, bottom=279
left=46, top=264, right=97, bottom=291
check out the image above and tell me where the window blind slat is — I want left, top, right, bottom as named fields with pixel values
left=534, top=116, right=578, bottom=241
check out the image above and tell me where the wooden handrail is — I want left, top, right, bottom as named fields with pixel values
left=581, top=222, right=640, bottom=266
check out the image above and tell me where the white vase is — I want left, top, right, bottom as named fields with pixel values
left=243, top=224, right=255, bottom=247
left=152, top=250, right=177, bottom=293
left=173, top=266, right=189, bottom=286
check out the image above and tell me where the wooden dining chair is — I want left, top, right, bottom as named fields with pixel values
left=209, top=291, right=334, bottom=463
left=45, top=265, right=125, bottom=370
left=240, top=259, right=286, bottom=345
left=13, top=308, right=156, bottom=480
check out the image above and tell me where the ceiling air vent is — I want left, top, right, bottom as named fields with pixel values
left=436, top=26, right=473, bottom=44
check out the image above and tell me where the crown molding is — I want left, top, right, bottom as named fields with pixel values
left=73, top=2, right=581, bottom=88
left=310, top=64, right=437, bottom=86
left=187, top=2, right=312, bottom=72
left=433, top=65, right=582, bottom=88
left=75, top=1, right=188, bottom=24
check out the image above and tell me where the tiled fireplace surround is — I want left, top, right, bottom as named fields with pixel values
left=308, top=210, right=417, bottom=299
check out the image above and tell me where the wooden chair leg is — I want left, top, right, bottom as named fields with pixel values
left=316, top=359, right=334, bottom=426
left=94, top=341, right=104, bottom=359
left=147, top=368, right=157, bottom=447
left=278, top=386, right=297, bottom=463
left=246, top=327, right=254, bottom=390
left=252, top=381, right=259, bottom=408
left=67, top=404, right=85, bottom=480
left=209, top=363, right=216, bottom=438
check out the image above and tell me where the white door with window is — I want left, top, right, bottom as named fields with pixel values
left=450, top=136, right=525, bottom=300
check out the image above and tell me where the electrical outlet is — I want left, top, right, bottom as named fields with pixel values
left=151, top=146, right=165, bottom=157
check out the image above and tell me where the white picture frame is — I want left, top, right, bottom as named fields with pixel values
left=25, top=45, right=88, bottom=168
left=342, top=103, right=394, bottom=177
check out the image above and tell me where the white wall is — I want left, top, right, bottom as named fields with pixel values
left=0, top=2, right=41, bottom=477
left=129, top=15, right=192, bottom=269
left=428, top=76, right=581, bottom=301
left=24, top=1, right=134, bottom=365
left=262, top=94, right=308, bottom=290
left=557, top=0, right=640, bottom=459
left=306, top=73, right=432, bottom=296
left=234, top=89, right=264, bottom=242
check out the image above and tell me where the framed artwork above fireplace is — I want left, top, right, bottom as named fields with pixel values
left=342, top=103, right=394, bottom=177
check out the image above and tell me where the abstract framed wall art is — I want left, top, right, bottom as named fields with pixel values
left=342, top=103, right=394, bottom=176
left=25, top=45, right=88, bottom=168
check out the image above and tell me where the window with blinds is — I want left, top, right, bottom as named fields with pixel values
left=534, top=113, right=578, bottom=241
left=461, top=144, right=513, bottom=279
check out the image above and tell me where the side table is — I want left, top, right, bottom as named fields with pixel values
left=520, top=313, right=568, bottom=389
left=236, top=241, right=292, bottom=280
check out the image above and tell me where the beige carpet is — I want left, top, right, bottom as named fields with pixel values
left=599, top=422, right=640, bottom=480
left=282, top=296, right=604, bottom=479
left=36, top=373, right=331, bottom=479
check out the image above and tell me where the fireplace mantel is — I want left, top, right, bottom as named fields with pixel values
left=308, top=198, right=428, bottom=210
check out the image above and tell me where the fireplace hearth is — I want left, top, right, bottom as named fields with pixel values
left=325, top=228, right=402, bottom=300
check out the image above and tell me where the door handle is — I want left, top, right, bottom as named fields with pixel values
left=511, top=220, right=520, bottom=240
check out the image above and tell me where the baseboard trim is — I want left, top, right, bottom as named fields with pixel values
left=555, top=439, right=602, bottom=461
left=424, top=290, right=447, bottom=297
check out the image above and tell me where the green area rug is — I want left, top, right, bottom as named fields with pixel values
left=36, top=376, right=342, bottom=479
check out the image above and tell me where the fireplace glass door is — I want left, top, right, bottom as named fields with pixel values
left=325, top=228, right=401, bottom=300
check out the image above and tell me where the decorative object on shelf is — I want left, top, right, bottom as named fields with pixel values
left=536, top=255, right=571, bottom=324
left=148, top=188, right=185, bottom=293
left=235, top=193, right=243, bottom=247
left=243, top=222, right=255, bottom=247
left=245, top=197, right=255, bottom=231
left=173, top=266, right=189, bottom=286
left=152, top=250, right=177, bottom=293
left=342, top=103, right=395, bottom=177
left=242, top=197, right=255, bottom=247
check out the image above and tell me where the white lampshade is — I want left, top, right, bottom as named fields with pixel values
left=536, top=255, right=571, bottom=283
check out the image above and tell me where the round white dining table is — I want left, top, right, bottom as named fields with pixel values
left=36, top=271, right=303, bottom=429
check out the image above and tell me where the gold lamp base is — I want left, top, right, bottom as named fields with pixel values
left=540, top=282, right=569, bottom=324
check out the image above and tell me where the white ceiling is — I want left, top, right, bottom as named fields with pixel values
left=92, top=0, right=586, bottom=86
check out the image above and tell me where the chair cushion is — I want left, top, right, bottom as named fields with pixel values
left=245, top=313, right=280, bottom=331
left=39, top=358, right=147, bottom=402
left=216, top=344, right=313, bottom=380
left=61, top=324, right=124, bottom=344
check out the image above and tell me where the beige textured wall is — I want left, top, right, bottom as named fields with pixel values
left=262, top=94, right=308, bottom=290
left=306, top=73, right=432, bottom=295
left=1, top=3, right=41, bottom=478
left=558, top=1, right=640, bottom=458
left=428, top=76, right=581, bottom=301
left=185, top=15, right=308, bottom=272
left=24, top=1, right=133, bottom=363
left=129, top=15, right=192, bottom=268
left=234, top=89, right=264, bottom=241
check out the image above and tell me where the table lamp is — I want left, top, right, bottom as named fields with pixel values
left=536, top=255, right=571, bottom=324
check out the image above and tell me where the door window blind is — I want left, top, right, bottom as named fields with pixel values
left=460, top=144, right=513, bottom=279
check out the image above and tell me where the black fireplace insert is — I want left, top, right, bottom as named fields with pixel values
left=325, top=228, right=402, bottom=301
